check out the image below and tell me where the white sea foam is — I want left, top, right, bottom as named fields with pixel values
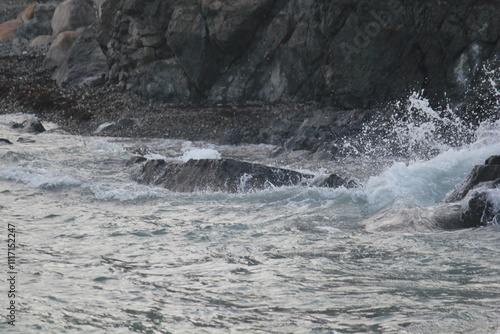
left=341, top=91, right=477, bottom=160
left=180, top=148, right=221, bottom=162
left=0, top=165, right=81, bottom=189
left=85, top=184, right=166, bottom=201
left=351, top=118, right=500, bottom=212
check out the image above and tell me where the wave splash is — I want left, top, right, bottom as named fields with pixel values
left=341, top=67, right=500, bottom=161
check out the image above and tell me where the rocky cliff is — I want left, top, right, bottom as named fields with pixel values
left=1, top=0, right=499, bottom=111
left=100, top=0, right=499, bottom=109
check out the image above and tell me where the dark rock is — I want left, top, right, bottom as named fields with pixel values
left=24, top=118, right=46, bottom=133
left=317, top=174, right=358, bottom=189
left=17, top=137, right=36, bottom=143
left=11, top=118, right=46, bottom=134
left=485, top=155, right=500, bottom=166
left=128, top=157, right=356, bottom=193
left=445, top=156, right=500, bottom=202
left=0, top=138, right=13, bottom=144
left=97, top=0, right=499, bottom=109
left=166, top=4, right=219, bottom=93
left=460, top=188, right=499, bottom=228
left=365, top=155, right=500, bottom=232
left=116, top=117, right=138, bottom=128
left=10, top=122, right=24, bottom=129
left=439, top=156, right=500, bottom=228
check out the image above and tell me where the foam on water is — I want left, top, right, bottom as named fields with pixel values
left=0, top=164, right=81, bottom=189
left=88, top=139, right=130, bottom=157
left=180, top=148, right=222, bottom=162
left=351, top=118, right=500, bottom=213
left=85, top=183, right=167, bottom=202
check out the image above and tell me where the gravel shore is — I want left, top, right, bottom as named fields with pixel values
left=0, top=42, right=313, bottom=144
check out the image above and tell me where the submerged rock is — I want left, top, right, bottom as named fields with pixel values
left=127, top=157, right=357, bottom=193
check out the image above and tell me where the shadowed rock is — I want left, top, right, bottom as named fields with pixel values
left=446, top=155, right=500, bottom=202
left=127, top=157, right=357, bottom=193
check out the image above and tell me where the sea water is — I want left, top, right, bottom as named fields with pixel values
left=1, top=97, right=500, bottom=333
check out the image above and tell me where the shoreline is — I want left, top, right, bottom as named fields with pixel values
left=0, top=43, right=317, bottom=145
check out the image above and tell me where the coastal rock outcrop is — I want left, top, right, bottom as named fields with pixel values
left=364, top=155, right=500, bottom=232
left=1, top=1, right=498, bottom=110
left=127, top=156, right=357, bottom=193
left=98, top=0, right=500, bottom=109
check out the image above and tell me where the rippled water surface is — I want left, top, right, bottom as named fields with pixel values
left=1, top=112, right=500, bottom=333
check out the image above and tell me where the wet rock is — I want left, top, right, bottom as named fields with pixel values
left=364, top=155, right=500, bottom=232
left=17, top=137, right=36, bottom=143
left=51, top=0, right=96, bottom=36
left=0, top=138, right=13, bottom=145
left=116, top=117, right=139, bottom=128
left=128, top=157, right=356, bottom=193
left=446, top=155, right=500, bottom=202
left=11, top=118, right=46, bottom=134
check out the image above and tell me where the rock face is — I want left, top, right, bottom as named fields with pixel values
left=128, top=157, right=357, bottom=193
left=99, top=0, right=500, bottom=108
left=364, top=155, right=500, bottom=232
left=2, top=1, right=498, bottom=109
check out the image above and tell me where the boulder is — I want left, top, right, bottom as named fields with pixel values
left=127, top=157, right=357, bottom=193
left=16, top=3, right=36, bottom=23
left=10, top=118, right=46, bottom=134
left=15, top=3, right=58, bottom=41
left=0, top=19, right=23, bottom=42
left=29, top=35, right=55, bottom=48
left=51, top=26, right=108, bottom=86
left=43, top=30, right=80, bottom=68
left=51, top=0, right=96, bottom=36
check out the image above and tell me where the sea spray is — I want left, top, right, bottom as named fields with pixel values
left=341, top=91, right=477, bottom=160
